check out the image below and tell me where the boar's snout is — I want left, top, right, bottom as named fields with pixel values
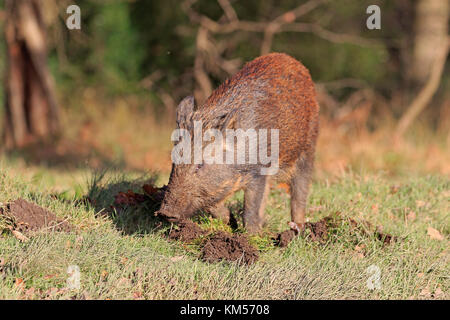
left=155, top=208, right=180, bottom=223
left=156, top=193, right=196, bottom=223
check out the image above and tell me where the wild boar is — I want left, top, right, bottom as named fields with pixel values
left=157, top=53, right=319, bottom=233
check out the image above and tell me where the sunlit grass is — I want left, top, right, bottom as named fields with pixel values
left=0, top=164, right=448, bottom=299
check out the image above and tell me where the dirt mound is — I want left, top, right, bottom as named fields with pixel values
left=276, top=229, right=297, bottom=248
left=201, top=231, right=259, bottom=265
left=165, top=220, right=258, bottom=265
left=275, top=217, right=336, bottom=247
left=304, top=217, right=335, bottom=243
left=168, top=220, right=208, bottom=242
left=275, top=214, right=397, bottom=247
left=375, top=229, right=397, bottom=245
left=1, top=198, right=72, bottom=233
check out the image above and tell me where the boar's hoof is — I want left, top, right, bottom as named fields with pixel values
left=288, top=221, right=305, bottom=235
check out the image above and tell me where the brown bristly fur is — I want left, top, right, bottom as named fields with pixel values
left=158, top=53, right=319, bottom=233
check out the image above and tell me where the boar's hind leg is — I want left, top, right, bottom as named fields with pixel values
left=243, top=176, right=269, bottom=233
left=290, top=158, right=313, bottom=229
left=209, top=202, right=230, bottom=224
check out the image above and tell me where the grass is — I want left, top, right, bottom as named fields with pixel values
left=0, top=162, right=448, bottom=300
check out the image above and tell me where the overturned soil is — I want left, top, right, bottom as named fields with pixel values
left=201, top=231, right=259, bottom=265
left=276, top=229, right=297, bottom=248
left=168, top=220, right=208, bottom=242
left=167, top=220, right=259, bottom=265
left=304, top=217, right=335, bottom=243
left=275, top=214, right=397, bottom=247
left=0, top=198, right=72, bottom=233
left=111, top=184, right=396, bottom=264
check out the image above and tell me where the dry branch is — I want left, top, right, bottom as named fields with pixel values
left=182, top=0, right=382, bottom=102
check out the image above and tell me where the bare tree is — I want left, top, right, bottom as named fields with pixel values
left=396, top=37, right=450, bottom=139
left=3, top=0, right=60, bottom=149
left=410, top=0, right=449, bottom=85
left=182, top=0, right=380, bottom=104
left=394, top=0, right=450, bottom=138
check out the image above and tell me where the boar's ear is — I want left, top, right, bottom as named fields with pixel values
left=176, top=96, right=195, bottom=130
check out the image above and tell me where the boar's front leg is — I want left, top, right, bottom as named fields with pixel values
left=243, top=176, right=269, bottom=233
left=290, top=157, right=313, bottom=229
left=209, top=202, right=230, bottom=224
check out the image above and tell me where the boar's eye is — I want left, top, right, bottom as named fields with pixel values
left=194, top=163, right=204, bottom=172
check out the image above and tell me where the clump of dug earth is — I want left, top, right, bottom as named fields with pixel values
left=168, top=220, right=208, bottom=242
left=167, top=220, right=259, bottom=265
left=201, top=231, right=259, bottom=265
left=0, top=199, right=72, bottom=239
left=275, top=213, right=397, bottom=247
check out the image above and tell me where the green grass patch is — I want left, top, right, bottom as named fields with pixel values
left=0, top=164, right=448, bottom=299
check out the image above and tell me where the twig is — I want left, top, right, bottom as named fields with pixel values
left=217, top=0, right=238, bottom=22
left=283, top=23, right=381, bottom=47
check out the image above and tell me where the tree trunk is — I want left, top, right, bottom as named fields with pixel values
left=396, top=37, right=450, bottom=139
left=3, top=0, right=60, bottom=149
left=411, top=0, right=449, bottom=85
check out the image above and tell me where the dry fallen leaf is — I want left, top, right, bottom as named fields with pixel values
left=169, top=277, right=178, bottom=286
left=419, top=286, right=444, bottom=299
left=15, top=278, right=25, bottom=291
left=435, top=287, right=444, bottom=298
left=371, top=204, right=379, bottom=214
left=101, top=270, right=109, bottom=280
left=353, top=246, right=365, bottom=259
left=24, top=287, right=36, bottom=298
left=407, top=211, right=416, bottom=221
left=308, top=205, right=324, bottom=213
left=75, top=235, right=83, bottom=244
left=170, top=256, right=184, bottom=262
left=114, top=190, right=146, bottom=206
left=143, top=184, right=158, bottom=195
left=419, top=287, right=431, bottom=298
left=45, top=287, right=61, bottom=297
left=427, top=227, right=444, bottom=241
left=117, top=277, right=131, bottom=287
left=390, top=185, right=401, bottom=194
left=11, top=230, right=29, bottom=242
left=416, top=200, right=427, bottom=208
